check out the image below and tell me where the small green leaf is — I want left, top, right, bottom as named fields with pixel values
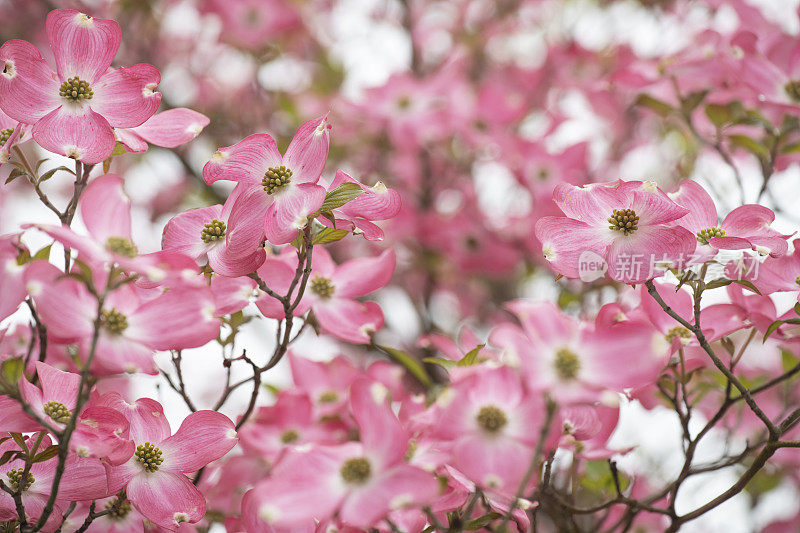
left=635, top=94, right=674, bottom=117
left=5, top=167, right=26, bottom=184
left=704, top=278, right=732, bottom=290
left=320, top=183, right=363, bottom=212
left=457, top=344, right=484, bottom=367
left=681, top=90, right=708, bottom=115
left=728, top=134, right=770, bottom=160
left=38, top=166, right=73, bottom=184
left=764, top=319, right=784, bottom=342
left=705, top=103, right=733, bottom=127
left=10, top=433, right=27, bottom=452
left=32, top=445, right=59, bottom=463
left=289, top=231, right=304, bottom=249
left=422, top=357, right=457, bottom=369
left=312, top=227, right=349, bottom=245
left=464, top=512, right=503, bottom=530
left=0, top=450, right=22, bottom=467
left=731, top=279, right=761, bottom=295
left=111, top=142, right=127, bottom=157
left=376, top=344, right=432, bottom=388
left=32, top=244, right=52, bottom=261
left=1, top=359, right=25, bottom=388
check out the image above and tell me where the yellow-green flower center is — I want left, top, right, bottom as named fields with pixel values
left=43, top=400, right=71, bottom=424
left=310, top=276, right=335, bottom=299
left=6, top=468, right=34, bottom=492
left=59, top=76, right=93, bottom=102
left=340, top=457, right=371, bottom=484
left=100, top=308, right=129, bottom=335
left=696, top=226, right=726, bottom=245
left=280, top=429, right=299, bottom=444
left=106, top=237, right=138, bottom=258
left=554, top=347, right=581, bottom=380
left=105, top=496, right=132, bottom=521
left=476, top=405, right=508, bottom=433
left=0, top=128, right=13, bottom=147
left=135, top=442, right=164, bottom=472
left=608, top=208, right=639, bottom=235
left=665, top=326, right=693, bottom=343
left=318, top=390, right=339, bottom=403
left=785, top=80, right=800, bottom=102
left=262, top=165, right=292, bottom=194
left=200, top=219, right=226, bottom=243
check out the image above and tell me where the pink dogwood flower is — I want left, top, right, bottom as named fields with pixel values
left=430, top=366, right=547, bottom=496
left=669, top=179, right=789, bottom=259
left=202, top=115, right=331, bottom=246
left=489, top=300, right=665, bottom=402
left=241, top=378, right=439, bottom=530
left=0, top=9, right=161, bottom=164
left=101, top=394, right=238, bottom=530
left=0, top=433, right=109, bottom=529
left=25, top=260, right=220, bottom=375
left=0, top=108, right=23, bottom=163
left=162, top=196, right=266, bottom=277
left=255, top=247, right=394, bottom=344
left=534, top=180, right=696, bottom=283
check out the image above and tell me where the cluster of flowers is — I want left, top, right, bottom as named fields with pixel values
left=1, top=362, right=238, bottom=531
left=1, top=1, right=800, bottom=532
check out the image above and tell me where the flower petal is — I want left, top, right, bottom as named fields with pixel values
left=314, top=299, right=384, bottom=344
left=225, top=185, right=270, bottom=258
left=35, top=361, right=80, bottom=408
left=606, top=226, right=696, bottom=283
left=131, top=108, right=209, bottom=148
left=46, top=9, right=121, bottom=82
left=667, top=180, right=718, bottom=232
left=283, top=115, right=330, bottom=184
left=203, top=133, right=280, bottom=186
left=534, top=216, right=610, bottom=279
left=0, top=40, right=59, bottom=123
left=162, top=205, right=223, bottom=259
left=350, top=378, right=407, bottom=468
left=127, top=470, right=206, bottom=530
left=32, top=105, right=115, bottom=164
left=265, top=183, right=326, bottom=245
left=340, top=465, right=439, bottom=528
left=126, top=288, right=220, bottom=350
left=80, top=174, right=132, bottom=243
left=333, top=249, right=395, bottom=299
left=159, top=411, right=237, bottom=473
left=91, top=64, right=161, bottom=128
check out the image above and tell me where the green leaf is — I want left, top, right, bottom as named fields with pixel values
left=289, top=231, right=304, bottom=249
left=320, top=183, right=363, bottom=212
left=32, top=244, right=52, bottom=261
left=779, top=141, right=800, bottom=155
left=312, top=227, right=349, bottom=245
left=704, top=278, right=732, bottom=290
left=10, top=433, right=27, bottom=453
left=728, top=134, right=770, bottom=160
left=457, top=344, right=484, bottom=367
left=681, top=90, right=708, bottom=115
left=1, top=359, right=25, bottom=388
left=635, top=94, right=673, bottom=117
left=731, top=279, right=761, bottom=295
left=464, top=512, right=503, bottom=530
left=764, top=319, right=784, bottom=342
left=32, top=445, right=59, bottom=463
left=38, top=166, right=74, bottom=184
left=705, top=103, right=733, bottom=127
left=5, top=167, right=26, bottom=185
left=0, top=450, right=22, bottom=467
left=111, top=142, right=127, bottom=157
left=376, top=344, right=432, bottom=388
left=794, top=302, right=800, bottom=317
left=422, top=357, right=457, bottom=369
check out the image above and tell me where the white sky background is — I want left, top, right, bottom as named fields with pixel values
left=2, top=0, right=800, bottom=531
